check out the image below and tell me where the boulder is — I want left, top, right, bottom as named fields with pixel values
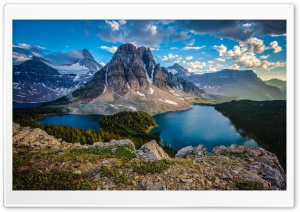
left=136, top=140, right=169, bottom=161
left=175, top=144, right=208, bottom=158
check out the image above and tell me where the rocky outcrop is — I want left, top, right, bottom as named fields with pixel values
left=136, top=140, right=170, bottom=161
left=175, top=144, right=207, bottom=159
left=13, top=123, right=136, bottom=154
left=13, top=124, right=286, bottom=190
left=13, top=123, right=62, bottom=149
left=176, top=144, right=286, bottom=190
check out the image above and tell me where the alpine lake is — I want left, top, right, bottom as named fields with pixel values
left=20, top=104, right=259, bottom=152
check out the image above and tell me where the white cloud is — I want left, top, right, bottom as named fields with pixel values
left=171, top=47, right=178, bottom=50
left=185, top=56, right=193, bottom=60
left=18, top=43, right=31, bottom=49
left=182, top=46, right=205, bottom=50
left=242, top=23, right=252, bottom=28
left=240, top=37, right=266, bottom=53
left=212, top=38, right=286, bottom=71
left=216, top=58, right=226, bottom=62
left=99, top=46, right=118, bottom=53
left=149, top=25, right=157, bottom=35
left=161, top=54, right=179, bottom=61
left=162, top=55, right=168, bottom=61
left=208, top=60, right=225, bottom=72
left=213, top=44, right=234, bottom=57
left=13, top=52, right=31, bottom=63
left=119, top=20, right=126, bottom=25
left=187, top=61, right=206, bottom=69
left=186, top=39, right=195, bottom=46
left=270, top=33, right=286, bottom=37
left=100, top=62, right=106, bottom=66
left=175, top=57, right=183, bottom=63
left=260, top=54, right=270, bottom=59
left=105, top=20, right=120, bottom=31
left=269, top=41, right=282, bottom=53
left=228, top=64, right=240, bottom=70
left=168, top=54, right=178, bottom=59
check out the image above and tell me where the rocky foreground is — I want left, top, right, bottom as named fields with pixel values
left=13, top=123, right=286, bottom=190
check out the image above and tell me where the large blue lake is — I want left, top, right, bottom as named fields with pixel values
left=37, top=105, right=258, bottom=151
left=149, top=105, right=259, bottom=151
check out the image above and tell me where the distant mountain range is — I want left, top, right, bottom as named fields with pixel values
left=13, top=44, right=285, bottom=106
left=13, top=49, right=102, bottom=102
left=48, top=44, right=208, bottom=115
left=265, top=78, right=286, bottom=99
left=167, top=63, right=283, bottom=101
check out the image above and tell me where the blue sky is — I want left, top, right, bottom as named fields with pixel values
left=13, top=20, right=287, bottom=80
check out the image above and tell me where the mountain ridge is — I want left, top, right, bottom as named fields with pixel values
left=167, top=63, right=283, bottom=101
left=56, top=44, right=210, bottom=115
left=13, top=49, right=102, bottom=103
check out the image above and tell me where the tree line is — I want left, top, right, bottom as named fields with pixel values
left=215, top=100, right=286, bottom=171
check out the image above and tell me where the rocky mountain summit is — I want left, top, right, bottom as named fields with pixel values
left=52, top=44, right=210, bottom=115
left=13, top=123, right=286, bottom=190
left=73, top=44, right=204, bottom=98
left=167, top=63, right=192, bottom=78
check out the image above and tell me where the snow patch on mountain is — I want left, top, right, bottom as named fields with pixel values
left=128, top=106, right=137, bottom=111
left=159, top=99, right=178, bottom=106
left=149, top=87, right=154, bottom=95
left=168, top=68, right=178, bottom=75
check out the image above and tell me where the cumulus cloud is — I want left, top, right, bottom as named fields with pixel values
left=185, top=39, right=195, bottom=46
left=168, top=54, right=178, bottom=59
left=179, top=20, right=286, bottom=41
left=212, top=39, right=286, bottom=71
left=161, top=56, right=168, bottom=61
left=207, top=60, right=225, bottom=72
left=97, top=20, right=175, bottom=48
left=119, top=20, right=126, bottom=25
left=100, top=62, right=106, bottom=66
left=187, top=61, right=206, bottom=69
left=161, top=54, right=179, bottom=61
left=228, top=64, right=240, bottom=70
left=260, top=54, right=270, bottom=59
left=242, top=23, right=252, bottom=28
left=99, top=46, right=118, bottom=53
left=13, top=43, right=47, bottom=64
left=105, top=20, right=120, bottom=31
left=181, top=45, right=205, bottom=50
left=185, top=56, right=193, bottom=60
left=213, top=44, right=234, bottom=57
left=175, top=57, right=183, bottom=63
left=216, top=58, right=226, bottom=62
left=269, top=41, right=282, bottom=53
left=240, top=37, right=266, bottom=53
left=172, top=31, right=190, bottom=41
